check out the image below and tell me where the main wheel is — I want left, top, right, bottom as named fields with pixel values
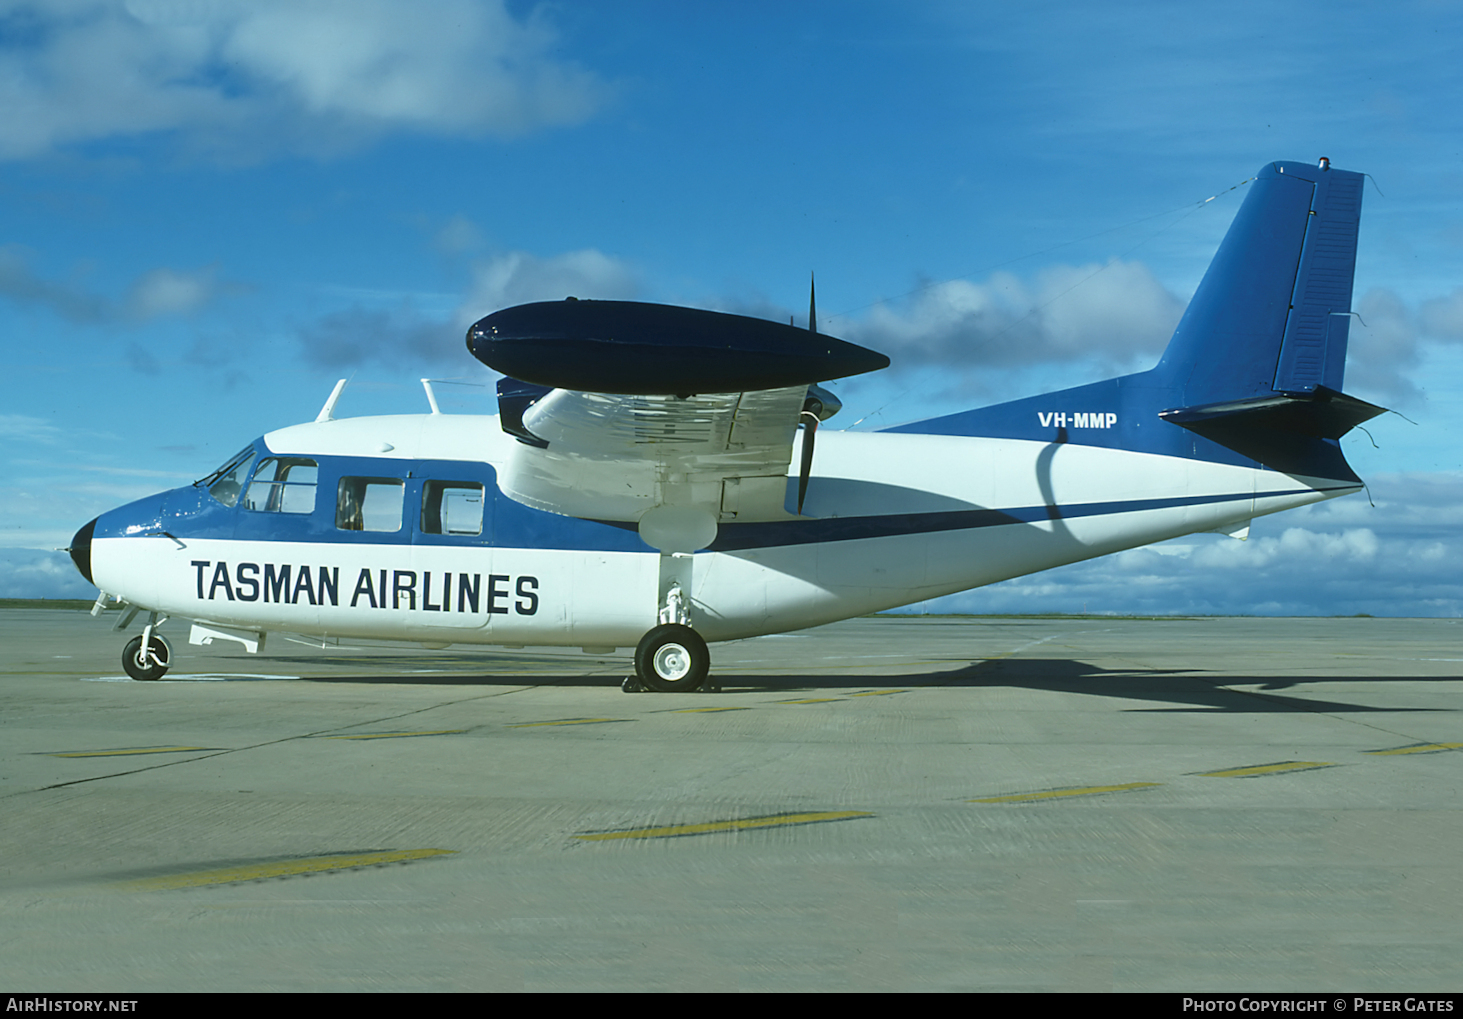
left=634, top=624, right=709, bottom=693
left=122, top=634, right=172, bottom=681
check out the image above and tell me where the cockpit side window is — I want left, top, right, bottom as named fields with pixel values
left=206, top=449, right=257, bottom=508
left=244, top=457, right=318, bottom=514
left=421, top=481, right=485, bottom=536
left=336, top=477, right=404, bottom=532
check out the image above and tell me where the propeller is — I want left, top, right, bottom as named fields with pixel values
left=797, top=273, right=819, bottom=516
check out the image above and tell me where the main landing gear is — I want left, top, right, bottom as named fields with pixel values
left=621, top=579, right=719, bottom=694
left=627, top=623, right=711, bottom=693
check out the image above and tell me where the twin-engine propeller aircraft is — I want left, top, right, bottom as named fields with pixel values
left=69, top=159, right=1384, bottom=691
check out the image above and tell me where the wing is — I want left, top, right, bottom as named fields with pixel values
left=498, top=384, right=810, bottom=523
left=467, top=299, right=889, bottom=543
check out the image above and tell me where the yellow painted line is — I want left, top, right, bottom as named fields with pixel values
left=1365, top=742, right=1463, bottom=756
left=851, top=689, right=906, bottom=697
left=322, top=729, right=468, bottom=740
left=1198, top=761, right=1334, bottom=778
left=775, top=697, right=844, bottom=704
left=576, top=810, right=873, bottom=841
left=505, top=717, right=630, bottom=728
left=670, top=706, right=751, bottom=713
left=48, top=746, right=213, bottom=758
left=968, top=782, right=1161, bottom=804
left=123, top=848, right=456, bottom=890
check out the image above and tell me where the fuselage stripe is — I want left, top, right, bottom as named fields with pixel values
left=696, top=485, right=1347, bottom=551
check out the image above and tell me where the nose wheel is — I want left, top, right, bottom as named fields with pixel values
left=631, top=623, right=710, bottom=693
left=122, top=632, right=172, bottom=681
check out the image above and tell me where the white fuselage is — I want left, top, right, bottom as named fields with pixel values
left=90, top=412, right=1349, bottom=649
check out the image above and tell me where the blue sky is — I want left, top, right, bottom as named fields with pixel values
left=2, top=0, right=1462, bottom=615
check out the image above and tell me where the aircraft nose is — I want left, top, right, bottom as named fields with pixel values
left=69, top=518, right=96, bottom=585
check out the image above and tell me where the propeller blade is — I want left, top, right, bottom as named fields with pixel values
left=797, top=410, right=819, bottom=515
left=798, top=273, right=820, bottom=515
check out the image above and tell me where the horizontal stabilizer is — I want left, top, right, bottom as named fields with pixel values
left=1160, top=386, right=1385, bottom=439
left=1160, top=386, right=1385, bottom=476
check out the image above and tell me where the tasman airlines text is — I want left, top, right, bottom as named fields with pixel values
left=189, top=560, right=539, bottom=615
left=1038, top=412, right=1118, bottom=428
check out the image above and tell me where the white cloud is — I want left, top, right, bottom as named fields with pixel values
left=297, top=304, right=457, bottom=370
left=125, top=266, right=219, bottom=319
left=1345, top=288, right=1423, bottom=406
left=0, top=244, right=108, bottom=322
left=294, top=247, right=638, bottom=370
left=0, top=414, right=64, bottom=443
left=456, top=248, right=640, bottom=327
left=1187, top=526, right=1379, bottom=570
left=0, top=549, right=96, bottom=599
left=1418, top=287, right=1463, bottom=341
left=434, top=215, right=484, bottom=257
left=840, top=259, right=1184, bottom=383
left=0, top=0, right=608, bottom=162
left=832, top=267, right=1454, bottom=412
left=0, top=245, right=229, bottom=322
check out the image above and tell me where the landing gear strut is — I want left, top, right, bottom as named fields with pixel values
left=621, top=542, right=718, bottom=693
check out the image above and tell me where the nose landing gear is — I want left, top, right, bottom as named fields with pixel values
left=121, top=614, right=172, bottom=681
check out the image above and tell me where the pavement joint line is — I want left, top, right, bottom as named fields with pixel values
left=575, top=810, right=875, bottom=841
left=773, top=697, right=844, bottom=704
left=851, top=689, right=907, bottom=697
left=1364, top=741, right=1463, bottom=755
left=967, top=782, right=1162, bottom=804
left=318, top=729, right=470, bottom=740
left=505, top=717, right=632, bottom=728
left=5, top=682, right=573, bottom=801
left=119, top=849, right=457, bottom=890
left=1197, top=760, right=1336, bottom=778
left=667, top=706, right=751, bottom=713
left=44, top=745, right=219, bottom=758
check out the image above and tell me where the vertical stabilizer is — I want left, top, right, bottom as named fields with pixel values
left=1155, top=159, right=1364, bottom=406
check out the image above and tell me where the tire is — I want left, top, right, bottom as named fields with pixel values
left=122, top=634, right=172, bottom=681
left=634, top=624, right=709, bottom=693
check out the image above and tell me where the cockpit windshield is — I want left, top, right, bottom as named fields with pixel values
left=202, top=447, right=257, bottom=508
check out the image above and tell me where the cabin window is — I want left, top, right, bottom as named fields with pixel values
left=243, top=457, right=318, bottom=514
left=205, top=449, right=256, bottom=508
left=336, top=477, right=404, bottom=532
left=421, top=481, right=485, bottom=536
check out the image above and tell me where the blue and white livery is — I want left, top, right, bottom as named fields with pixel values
left=69, top=159, right=1383, bottom=691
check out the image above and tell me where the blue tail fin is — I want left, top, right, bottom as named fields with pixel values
left=1154, top=158, right=1364, bottom=404
left=889, top=159, right=1384, bottom=480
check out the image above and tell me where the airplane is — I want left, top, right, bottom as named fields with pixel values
left=67, top=158, right=1384, bottom=692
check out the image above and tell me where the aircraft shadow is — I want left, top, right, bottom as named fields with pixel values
left=228, top=653, right=1451, bottom=714
left=935, top=657, right=1451, bottom=714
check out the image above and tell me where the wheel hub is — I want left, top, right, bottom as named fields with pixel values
left=653, top=643, right=691, bottom=681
